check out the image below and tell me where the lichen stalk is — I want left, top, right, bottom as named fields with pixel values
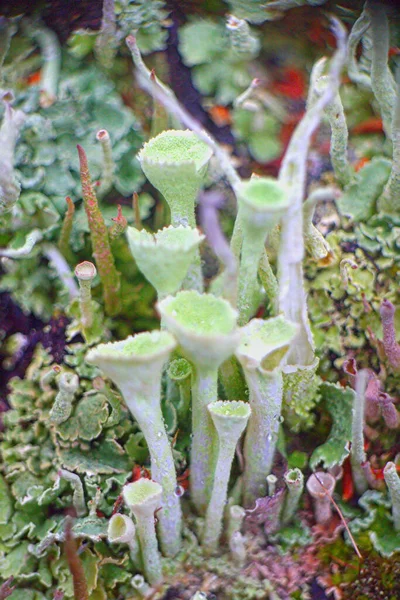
left=109, top=205, right=128, bottom=240
left=379, top=299, right=400, bottom=371
left=58, top=197, right=75, bottom=258
left=278, top=19, right=346, bottom=368
left=86, top=334, right=181, bottom=557
left=96, top=129, right=115, bottom=197
left=242, top=368, right=283, bottom=506
left=49, top=372, right=79, bottom=425
left=123, top=479, right=163, bottom=585
left=346, top=8, right=372, bottom=89
left=282, top=468, right=304, bottom=525
left=319, top=80, right=353, bottom=187
left=303, top=187, right=338, bottom=263
left=32, top=24, right=61, bottom=108
left=378, top=66, right=400, bottom=214
left=306, top=472, right=335, bottom=525
left=111, top=378, right=181, bottom=556
left=190, top=366, right=219, bottom=513
left=0, top=96, right=25, bottom=214
left=202, top=401, right=250, bottom=554
left=366, top=0, right=396, bottom=138
left=95, top=0, right=117, bottom=69
left=351, top=369, right=369, bottom=495
left=383, top=462, right=400, bottom=531
left=58, top=469, right=86, bottom=517
left=238, top=226, right=266, bottom=325
left=77, top=144, right=121, bottom=315
left=75, top=261, right=96, bottom=331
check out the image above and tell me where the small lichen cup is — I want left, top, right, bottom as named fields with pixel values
left=306, top=472, right=335, bottom=524
left=123, top=478, right=163, bottom=585
left=158, top=290, right=240, bottom=514
left=202, top=400, right=251, bottom=554
left=126, top=225, right=204, bottom=298
left=235, top=315, right=298, bottom=507
left=138, top=129, right=212, bottom=228
left=107, top=513, right=141, bottom=569
left=86, top=331, right=182, bottom=557
left=236, top=177, right=289, bottom=324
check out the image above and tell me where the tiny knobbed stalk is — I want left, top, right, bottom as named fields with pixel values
left=96, top=129, right=115, bottom=198
left=366, top=0, right=396, bottom=139
left=282, top=468, right=304, bottom=525
left=75, top=261, right=97, bottom=331
left=237, top=177, right=289, bottom=325
left=311, top=70, right=353, bottom=188
left=131, top=574, right=151, bottom=599
left=302, top=187, right=339, bottom=265
left=167, top=358, right=192, bottom=423
left=158, top=290, right=240, bottom=515
left=137, top=130, right=212, bottom=292
left=0, top=91, right=25, bottom=214
left=383, top=462, right=400, bottom=531
left=306, top=472, right=336, bottom=524
left=278, top=20, right=346, bottom=371
left=58, top=469, right=86, bottom=517
left=31, top=22, right=61, bottom=108
left=226, top=14, right=260, bottom=58
left=235, top=316, right=298, bottom=507
left=378, top=65, right=400, bottom=214
left=351, top=369, right=371, bottom=495
left=77, top=144, right=121, bottom=316
left=86, top=331, right=182, bottom=557
left=202, top=401, right=251, bottom=554
left=126, top=225, right=204, bottom=300
left=107, top=513, right=141, bottom=569
left=123, top=478, right=163, bottom=585
left=49, top=372, right=79, bottom=425
left=379, top=299, right=400, bottom=371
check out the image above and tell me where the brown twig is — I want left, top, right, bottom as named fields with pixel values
left=64, top=517, right=89, bottom=600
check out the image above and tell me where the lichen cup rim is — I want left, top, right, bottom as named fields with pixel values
left=127, top=224, right=205, bottom=253
left=86, top=330, right=177, bottom=366
left=123, top=478, right=163, bottom=511
left=237, top=177, right=289, bottom=213
left=157, top=290, right=239, bottom=344
left=138, top=129, right=213, bottom=171
left=108, top=513, right=135, bottom=544
left=236, top=316, right=298, bottom=371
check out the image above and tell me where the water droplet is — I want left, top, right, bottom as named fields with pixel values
left=157, top=431, right=163, bottom=438
left=174, top=485, right=185, bottom=497
left=267, top=434, right=272, bottom=442
left=278, top=415, right=284, bottom=423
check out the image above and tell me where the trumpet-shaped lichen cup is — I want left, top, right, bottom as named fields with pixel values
left=202, top=400, right=251, bottom=554
left=236, top=177, right=289, bottom=324
left=86, top=331, right=182, bottom=557
left=236, top=315, right=298, bottom=507
left=123, top=478, right=163, bottom=585
left=158, top=290, right=240, bottom=514
left=126, top=225, right=204, bottom=298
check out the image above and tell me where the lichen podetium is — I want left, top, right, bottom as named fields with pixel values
left=77, top=144, right=121, bottom=316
